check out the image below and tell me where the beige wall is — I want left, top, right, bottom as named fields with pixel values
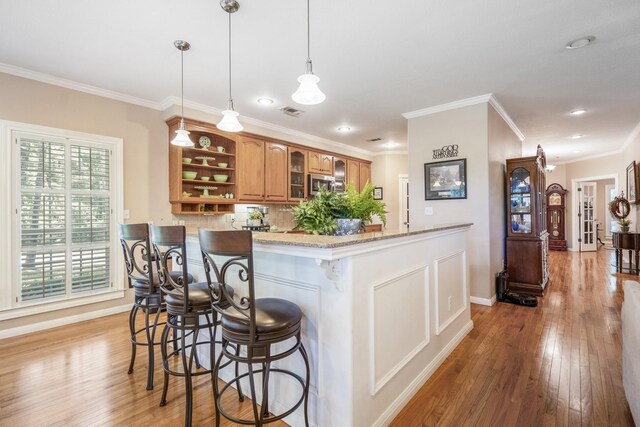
left=623, top=126, right=640, bottom=227
left=371, top=153, right=409, bottom=231
left=0, top=72, right=168, bottom=330
left=488, top=106, right=523, bottom=289
left=407, top=102, right=521, bottom=300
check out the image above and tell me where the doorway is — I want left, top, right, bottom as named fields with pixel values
left=604, top=184, right=616, bottom=239
left=571, top=174, right=618, bottom=251
left=399, top=175, right=409, bottom=230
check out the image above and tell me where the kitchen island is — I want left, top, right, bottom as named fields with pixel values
left=183, top=223, right=473, bottom=427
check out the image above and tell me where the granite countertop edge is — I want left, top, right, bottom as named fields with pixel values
left=188, top=223, right=472, bottom=249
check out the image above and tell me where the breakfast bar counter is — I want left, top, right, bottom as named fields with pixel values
left=183, top=223, right=473, bottom=426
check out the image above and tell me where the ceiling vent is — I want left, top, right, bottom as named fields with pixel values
left=366, top=137, right=382, bottom=142
left=280, top=106, right=304, bottom=118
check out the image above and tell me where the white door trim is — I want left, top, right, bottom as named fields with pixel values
left=398, top=174, right=409, bottom=231
left=570, top=174, right=618, bottom=251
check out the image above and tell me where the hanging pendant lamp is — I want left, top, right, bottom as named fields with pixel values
left=292, top=0, right=325, bottom=105
left=217, top=0, right=243, bottom=132
left=171, top=40, right=195, bottom=147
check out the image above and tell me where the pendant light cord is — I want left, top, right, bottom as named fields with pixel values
left=307, top=0, right=310, bottom=62
left=228, top=12, right=233, bottom=109
left=180, top=47, right=185, bottom=121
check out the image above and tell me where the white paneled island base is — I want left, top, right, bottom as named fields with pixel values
left=184, top=223, right=473, bottom=427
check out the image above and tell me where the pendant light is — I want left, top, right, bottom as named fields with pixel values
left=217, top=0, right=243, bottom=133
left=171, top=40, right=194, bottom=147
left=292, top=0, right=325, bottom=105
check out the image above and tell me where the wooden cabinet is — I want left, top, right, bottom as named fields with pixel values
left=265, top=142, right=287, bottom=201
left=289, top=148, right=307, bottom=200
left=237, top=137, right=265, bottom=201
left=347, top=160, right=360, bottom=190
left=334, top=157, right=346, bottom=192
left=346, top=160, right=372, bottom=191
left=168, top=118, right=236, bottom=215
left=308, top=151, right=333, bottom=175
left=506, top=145, right=549, bottom=296
left=359, top=162, right=371, bottom=189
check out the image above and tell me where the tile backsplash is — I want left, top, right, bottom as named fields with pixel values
left=175, top=204, right=296, bottom=231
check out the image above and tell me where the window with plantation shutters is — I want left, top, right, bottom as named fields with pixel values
left=16, top=132, right=115, bottom=303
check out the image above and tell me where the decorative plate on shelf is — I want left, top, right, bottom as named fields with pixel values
left=199, top=136, right=211, bottom=150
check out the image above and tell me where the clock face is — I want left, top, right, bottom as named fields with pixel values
left=549, top=193, right=561, bottom=206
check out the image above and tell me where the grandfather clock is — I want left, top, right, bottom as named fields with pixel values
left=546, top=183, right=567, bottom=251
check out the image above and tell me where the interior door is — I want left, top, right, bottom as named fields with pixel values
left=579, top=182, right=597, bottom=252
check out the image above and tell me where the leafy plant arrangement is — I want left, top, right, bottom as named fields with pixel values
left=248, top=210, right=264, bottom=220
left=292, top=182, right=387, bottom=235
left=619, top=218, right=632, bottom=227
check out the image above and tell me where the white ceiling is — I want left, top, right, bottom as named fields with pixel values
left=1, top=0, right=639, bottom=162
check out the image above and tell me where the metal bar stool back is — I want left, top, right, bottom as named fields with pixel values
left=150, top=225, right=216, bottom=427
left=199, top=229, right=310, bottom=427
left=119, top=223, right=163, bottom=390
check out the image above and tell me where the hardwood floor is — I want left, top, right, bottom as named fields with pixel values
left=0, top=310, right=287, bottom=426
left=0, top=249, right=635, bottom=426
left=391, top=249, right=636, bottom=427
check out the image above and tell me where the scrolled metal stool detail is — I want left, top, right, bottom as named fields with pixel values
left=199, top=229, right=310, bottom=427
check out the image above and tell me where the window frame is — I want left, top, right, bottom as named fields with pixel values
left=0, top=120, right=124, bottom=320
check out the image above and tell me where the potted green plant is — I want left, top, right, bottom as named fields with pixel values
left=619, top=218, right=632, bottom=233
left=248, top=210, right=264, bottom=227
left=292, top=182, right=387, bottom=235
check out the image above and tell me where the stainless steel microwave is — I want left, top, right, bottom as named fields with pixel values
left=308, top=174, right=335, bottom=196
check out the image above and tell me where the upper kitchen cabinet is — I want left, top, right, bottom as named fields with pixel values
left=359, top=162, right=371, bottom=189
left=308, top=151, right=333, bottom=175
left=289, top=148, right=307, bottom=201
left=237, top=136, right=265, bottom=201
left=347, top=160, right=360, bottom=190
left=265, top=142, right=288, bottom=202
left=167, top=117, right=236, bottom=215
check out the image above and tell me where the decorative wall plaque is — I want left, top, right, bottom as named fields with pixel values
left=432, top=144, right=459, bottom=159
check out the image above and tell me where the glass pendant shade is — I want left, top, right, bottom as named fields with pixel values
left=217, top=109, right=243, bottom=132
left=171, top=126, right=194, bottom=147
left=292, top=73, right=326, bottom=105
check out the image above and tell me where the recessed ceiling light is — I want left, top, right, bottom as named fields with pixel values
left=338, top=126, right=351, bottom=132
left=383, top=142, right=398, bottom=148
left=573, top=150, right=582, bottom=153
left=257, top=97, right=274, bottom=105
left=570, top=134, right=584, bottom=139
left=566, top=36, right=595, bottom=49
left=570, top=109, right=588, bottom=116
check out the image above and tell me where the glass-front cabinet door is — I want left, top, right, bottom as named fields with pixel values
left=334, top=158, right=346, bottom=192
left=510, top=167, right=532, bottom=234
left=288, top=148, right=306, bottom=201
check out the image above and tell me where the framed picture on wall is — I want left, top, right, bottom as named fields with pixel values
left=424, top=158, right=467, bottom=200
left=627, top=161, right=639, bottom=204
left=373, top=187, right=383, bottom=200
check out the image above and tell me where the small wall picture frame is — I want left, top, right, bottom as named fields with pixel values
left=627, top=160, right=639, bottom=204
left=424, top=158, right=467, bottom=200
left=373, top=187, right=383, bottom=200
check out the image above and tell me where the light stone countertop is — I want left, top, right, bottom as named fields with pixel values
left=187, top=222, right=472, bottom=249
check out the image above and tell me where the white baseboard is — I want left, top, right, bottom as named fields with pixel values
left=372, top=319, right=474, bottom=427
left=470, top=295, right=496, bottom=306
left=0, top=304, right=131, bottom=340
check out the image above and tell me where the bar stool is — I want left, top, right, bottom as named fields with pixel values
left=150, top=225, right=228, bottom=427
left=198, top=229, right=310, bottom=427
left=119, top=223, right=192, bottom=390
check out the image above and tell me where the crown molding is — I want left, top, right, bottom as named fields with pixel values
left=0, top=62, right=161, bottom=110
left=0, top=63, right=374, bottom=157
left=487, top=95, right=525, bottom=142
left=401, top=93, right=525, bottom=142
left=402, top=94, right=492, bottom=119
